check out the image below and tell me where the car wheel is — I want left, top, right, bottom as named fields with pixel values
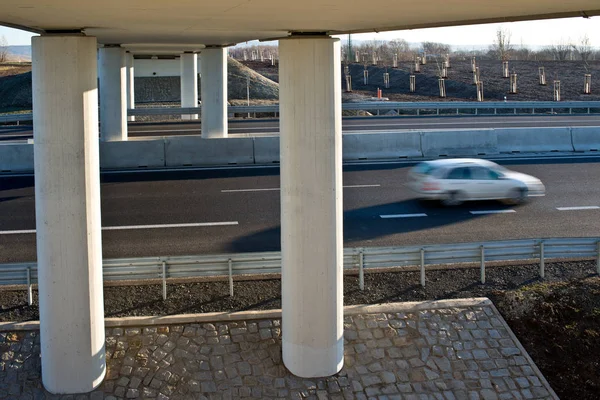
left=442, top=191, right=465, bottom=206
left=506, top=187, right=528, bottom=205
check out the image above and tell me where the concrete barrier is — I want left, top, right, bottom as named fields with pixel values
left=253, top=136, right=280, bottom=164
left=165, top=136, right=254, bottom=166
left=571, top=127, right=600, bottom=152
left=0, top=144, right=34, bottom=172
left=497, top=127, right=574, bottom=153
left=421, top=129, right=498, bottom=157
left=100, top=139, right=166, bottom=169
left=343, top=131, right=422, bottom=160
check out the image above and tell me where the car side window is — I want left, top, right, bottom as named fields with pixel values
left=470, top=167, right=496, bottom=180
left=446, top=167, right=470, bottom=179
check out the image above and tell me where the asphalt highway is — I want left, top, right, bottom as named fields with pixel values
left=1, top=115, right=600, bottom=142
left=1, top=156, right=600, bottom=263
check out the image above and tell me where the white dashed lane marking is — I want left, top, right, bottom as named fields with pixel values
left=469, top=210, right=516, bottom=215
left=0, top=221, right=239, bottom=235
left=222, top=184, right=380, bottom=193
left=380, top=213, right=428, bottom=219
left=556, top=206, right=600, bottom=211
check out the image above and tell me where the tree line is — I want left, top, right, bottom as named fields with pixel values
left=229, top=29, right=599, bottom=65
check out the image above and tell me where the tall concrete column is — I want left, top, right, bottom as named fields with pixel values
left=126, top=52, right=135, bottom=122
left=99, top=45, right=127, bottom=141
left=279, top=36, right=343, bottom=378
left=32, top=35, right=105, bottom=394
left=200, top=47, right=228, bottom=138
left=180, top=52, right=198, bottom=120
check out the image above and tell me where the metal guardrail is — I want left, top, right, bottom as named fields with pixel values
left=0, top=114, right=33, bottom=123
left=2, top=101, right=600, bottom=123
left=2, top=237, right=599, bottom=304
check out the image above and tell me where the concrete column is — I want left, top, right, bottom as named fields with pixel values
left=126, top=52, right=135, bottom=122
left=32, top=35, right=105, bottom=394
left=200, top=47, right=228, bottom=138
left=279, top=36, right=343, bottom=378
left=180, top=52, right=198, bottom=120
left=99, top=45, right=127, bottom=141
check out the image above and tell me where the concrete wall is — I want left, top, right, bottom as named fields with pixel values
left=164, top=136, right=254, bottom=166
left=343, top=131, right=422, bottom=160
left=100, top=140, right=165, bottom=169
left=253, top=136, right=280, bottom=164
left=421, top=129, right=498, bottom=157
left=3, top=127, right=599, bottom=173
left=571, top=127, right=600, bottom=152
left=0, top=144, right=34, bottom=172
left=497, top=128, right=574, bottom=153
left=134, top=59, right=184, bottom=77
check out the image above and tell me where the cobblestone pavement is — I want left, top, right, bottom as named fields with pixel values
left=0, top=299, right=557, bottom=399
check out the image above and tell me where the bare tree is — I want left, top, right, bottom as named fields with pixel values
left=572, top=34, right=593, bottom=62
left=0, top=35, right=9, bottom=63
left=421, top=42, right=450, bottom=58
left=548, top=39, right=572, bottom=60
left=489, top=27, right=513, bottom=60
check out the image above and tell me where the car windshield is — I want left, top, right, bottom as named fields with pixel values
left=413, top=162, right=438, bottom=175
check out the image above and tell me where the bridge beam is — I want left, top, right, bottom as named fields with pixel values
left=280, top=36, right=344, bottom=378
left=32, top=35, right=106, bottom=394
left=200, top=47, right=228, bottom=138
left=99, top=45, right=128, bottom=141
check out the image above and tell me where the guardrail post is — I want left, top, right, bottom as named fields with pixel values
left=420, top=248, right=425, bottom=287
left=539, top=242, right=545, bottom=279
left=228, top=258, right=234, bottom=297
left=162, top=261, right=167, bottom=300
left=358, top=251, right=365, bottom=291
left=26, top=267, right=33, bottom=306
left=596, top=242, right=600, bottom=275
left=480, top=246, right=485, bottom=284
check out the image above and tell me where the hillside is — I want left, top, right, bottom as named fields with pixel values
left=0, top=58, right=278, bottom=111
left=2, top=57, right=599, bottom=112
left=242, top=58, right=600, bottom=102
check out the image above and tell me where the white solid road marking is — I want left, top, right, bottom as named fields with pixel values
left=0, top=229, right=36, bottom=235
left=380, top=213, right=428, bottom=219
left=556, top=206, right=600, bottom=211
left=469, top=210, right=516, bottom=215
left=0, top=221, right=238, bottom=235
left=221, top=188, right=280, bottom=193
left=222, top=184, right=380, bottom=193
left=344, top=184, right=381, bottom=188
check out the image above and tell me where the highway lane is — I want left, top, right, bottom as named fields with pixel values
left=2, top=115, right=600, bottom=141
left=1, top=156, right=600, bottom=263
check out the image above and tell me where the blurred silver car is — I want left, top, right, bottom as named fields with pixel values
left=407, top=158, right=545, bottom=206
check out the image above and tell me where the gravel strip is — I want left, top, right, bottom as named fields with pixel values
left=0, top=260, right=596, bottom=322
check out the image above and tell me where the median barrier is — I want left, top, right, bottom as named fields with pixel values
left=100, top=139, right=166, bottom=169
left=165, top=136, right=254, bottom=166
left=253, top=136, right=280, bottom=164
left=496, top=127, right=574, bottom=153
left=343, top=131, right=422, bottom=160
left=571, top=127, right=600, bottom=152
left=0, top=144, right=33, bottom=172
left=420, top=129, right=498, bottom=157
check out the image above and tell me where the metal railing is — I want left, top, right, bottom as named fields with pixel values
left=2, top=101, right=600, bottom=124
left=2, top=237, right=599, bottom=304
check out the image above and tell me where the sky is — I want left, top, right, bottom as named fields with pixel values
left=1, top=16, right=598, bottom=48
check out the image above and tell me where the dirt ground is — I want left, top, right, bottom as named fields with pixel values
left=1, top=260, right=599, bottom=399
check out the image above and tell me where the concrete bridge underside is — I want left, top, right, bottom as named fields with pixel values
left=1, top=0, right=599, bottom=394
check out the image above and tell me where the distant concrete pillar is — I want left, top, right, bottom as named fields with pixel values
left=126, top=52, right=135, bottom=122
left=99, top=45, right=127, bottom=141
left=32, top=35, right=105, bottom=394
left=180, top=52, right=198, bottom=120
left=279, top=36, right=343, bottom=378
left=200, top=47, right=228, bottom=138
